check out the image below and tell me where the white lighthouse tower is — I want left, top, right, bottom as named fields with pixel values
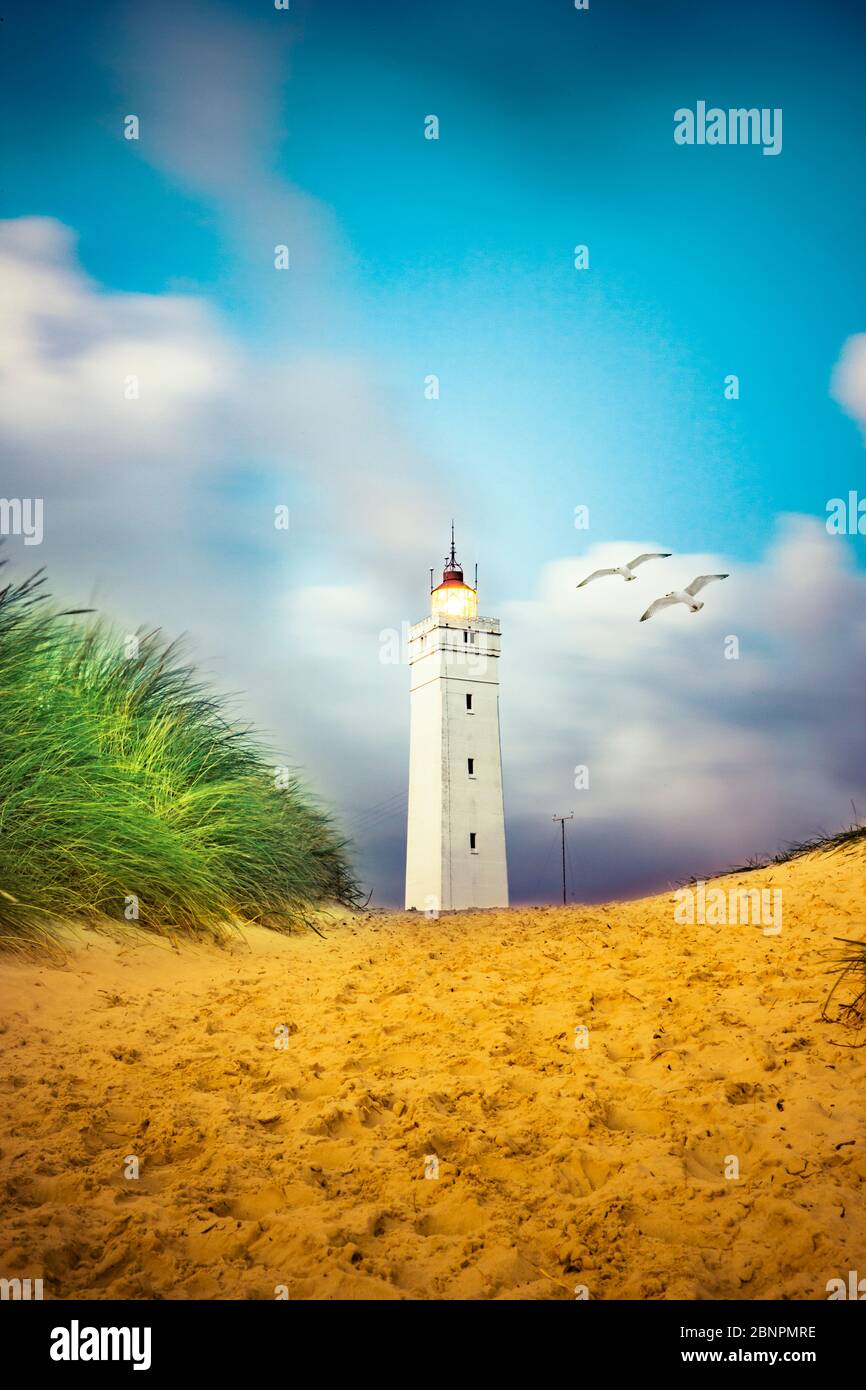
left=405, top=529, right=509, bottom=912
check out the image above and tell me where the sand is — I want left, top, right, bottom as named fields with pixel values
left=1, top=841, right=865, bottom=1301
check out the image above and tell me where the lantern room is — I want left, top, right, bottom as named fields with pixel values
left=430, top=526, right=478, bottom=621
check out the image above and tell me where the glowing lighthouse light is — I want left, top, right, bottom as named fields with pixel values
left=430, top=541, right=479, bottom=621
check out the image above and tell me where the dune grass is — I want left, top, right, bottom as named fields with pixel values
left=773, top=829, right=866, bottom=1034
left=823, top=938, right=866, bottom=1035
left=768, top=823, right=866, bottom=863
left=0, top=561, right=361, bottom=947
left=685, top=821, right=866, bottom=887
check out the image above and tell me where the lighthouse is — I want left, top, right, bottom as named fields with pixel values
left=405, top=529, right=509, bottom=912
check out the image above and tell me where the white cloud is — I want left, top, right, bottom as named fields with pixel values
left=831, top=332, right=866, bottom=433
left=0, top=219, right=234, bottom=466
left=0, top=216, right=435, bottom=566
left=501, top=518, right=866, bottom=900
left=108, top=0, right=343, bottom=285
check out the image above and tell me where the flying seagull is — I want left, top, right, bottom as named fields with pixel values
left=576, top=552, right=672, bottom=588
left=640, top=574, right=729, bottom=622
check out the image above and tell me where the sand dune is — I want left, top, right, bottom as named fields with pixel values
left=1, top=841, right=864, bottom=1300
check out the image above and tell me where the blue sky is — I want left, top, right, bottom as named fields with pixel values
left=6, top=0, right=866, bottom=578
left=2, top=0, right=865, bottom=902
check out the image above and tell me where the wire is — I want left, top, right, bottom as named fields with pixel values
left=565, top=831, right=577, bottom=904
left=533, top=823, right=560, bottom=901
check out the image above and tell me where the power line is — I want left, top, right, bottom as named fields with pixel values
left=533, top=822, right=560, bottom=900
left=352, top=789, right=406, bottom=816
left=342, top=789, right=406, bottom=824
left=552, top=813, right=574, bottom=905
left=564, top=831, right=577, bottom=904
left=349, top=796, right=408, bottom=835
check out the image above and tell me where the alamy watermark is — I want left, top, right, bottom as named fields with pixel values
left=50, top=1323, right=152, bottom=1371
left=674, top=880, right=782, bottom=935
left=674, top=103, right=782, bottom=157
left=826, top=1270, right=866, bottom=1299
left=826, top=491, right=866, bottom=535
left=1, top=1276, right=43, bottom=1300
left=0, top=497, right=43, bottom=545
left=379, top=621, right=489, bottom=676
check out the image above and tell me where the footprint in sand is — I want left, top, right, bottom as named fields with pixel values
left=600, top=1103, right=668, bottom=1136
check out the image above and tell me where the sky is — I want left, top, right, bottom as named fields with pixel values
left=1, top=0, right=865, bottom=904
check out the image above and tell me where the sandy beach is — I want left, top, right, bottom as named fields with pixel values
left=1, top=840, right=864, bottom=1301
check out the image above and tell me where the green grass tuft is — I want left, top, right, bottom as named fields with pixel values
left=0, top=561, right=362, bottom=946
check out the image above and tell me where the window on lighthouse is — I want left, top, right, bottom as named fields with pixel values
left=465, top=693, right=473, bottom=711
left=469, top=832, right=477, bottom=852
left=467, top=758, right=475, bottom=776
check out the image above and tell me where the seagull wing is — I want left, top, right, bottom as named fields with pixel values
left=626, top=552, right=672, bottom=570
left=639, top=594, right=682, bottom=623
left=685, top=573, right=729, bottom=597
left=576, top=567, right=618, bottom=588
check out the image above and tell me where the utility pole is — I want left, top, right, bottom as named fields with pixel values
left=552, top=813, right=573, bottom=904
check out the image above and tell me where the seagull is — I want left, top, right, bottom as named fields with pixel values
left=576, top=552, right=672, bottom=588
left=640, top=574, right=729, bottom=622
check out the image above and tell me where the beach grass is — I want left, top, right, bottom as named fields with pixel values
left=0, top=560, right=361, bottom=947
left=823, top=937, right=866, bottom=1032
left=687, top=821, right=866, bottom=887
